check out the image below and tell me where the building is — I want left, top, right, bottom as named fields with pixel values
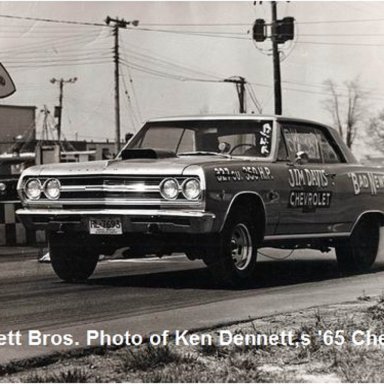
left=0, top=104, right=36, bottom=154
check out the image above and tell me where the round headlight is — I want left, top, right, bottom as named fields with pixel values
left=0, top=183, right=6, bottom=192
left=24, top=179, right=42, bottom=200
left=44, top=178, right=61, bottom=200
left=160, top=178, right=179, bottom=200
left=182, top=178, right=201, bottom=200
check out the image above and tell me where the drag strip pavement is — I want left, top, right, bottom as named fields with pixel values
left=0, top=247, right=384, bottom=364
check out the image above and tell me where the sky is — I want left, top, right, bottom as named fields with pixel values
left=1, top=1, right=384, bottom=158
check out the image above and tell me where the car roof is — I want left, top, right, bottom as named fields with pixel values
left=144, top=114, right=357, bottom=164
left=146, top=114, right=332, bottom=129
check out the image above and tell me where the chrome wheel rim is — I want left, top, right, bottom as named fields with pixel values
left=230, top=223, right=253, bottom=271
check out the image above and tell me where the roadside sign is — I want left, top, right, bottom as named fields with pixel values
left=0, top=63, right=16, bottom=98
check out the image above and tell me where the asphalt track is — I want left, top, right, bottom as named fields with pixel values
left=1, top=239, right=384, bottom=364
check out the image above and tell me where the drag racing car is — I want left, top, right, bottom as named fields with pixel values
left=16, top=115, right=384, bottom=286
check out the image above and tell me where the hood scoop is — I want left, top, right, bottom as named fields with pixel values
left=121, top=148, right=177, bottom=160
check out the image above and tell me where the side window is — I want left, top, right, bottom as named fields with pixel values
left=282, top=124, right=342, bottom=164
left=283, top=125, right=322, bottom=163
left=317, top=130, right=341, bottom=163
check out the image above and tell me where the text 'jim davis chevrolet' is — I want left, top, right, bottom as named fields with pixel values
left=16, top=115, right=384, bottom=286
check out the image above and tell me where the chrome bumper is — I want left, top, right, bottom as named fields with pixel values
left=16, top=208, right=216, bottom=234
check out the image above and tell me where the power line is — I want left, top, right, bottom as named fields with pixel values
left=299, top=33, right=384, bottom=37
left=297, top=40, right=384, bottom=47
left=119, top=43, right=223, bottom=82
left=126, top=26, right=251, bottom=40
left=3, top=12, right=384, bottom=31
left=0, top=13, right=107, bottom=27
left=7, top=61, right=111, bottom=69
left=297, top=17, right=384, bottom=25
left=139, top=22, right=249, bottom=27
left=2, top=33, right=105, bottom=56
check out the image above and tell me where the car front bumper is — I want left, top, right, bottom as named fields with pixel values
left=16, top=208, right=216, bottom=234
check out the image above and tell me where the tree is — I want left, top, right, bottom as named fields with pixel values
left=366, top=109, right=384, bottom=155
left=323, top=78, right=366, bottom=148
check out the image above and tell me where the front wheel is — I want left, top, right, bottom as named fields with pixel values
left=336, top=217, right=380, bottom=274
left=205, top=210, right=258, bottom=287
left=49, top=234, right=99, bottom=282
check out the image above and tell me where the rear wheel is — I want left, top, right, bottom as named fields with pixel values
left=205, top=210, right=258, bottom=287
left=336, top=217, right=380, bottom=273
left=49, top=234, right=99, bottom=282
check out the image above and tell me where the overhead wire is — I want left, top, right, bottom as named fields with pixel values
left=121, top=69, right=141, bottom=131
left=122, top=63, right=143, bottom=124
left=245, top=83, right=263, bottom=113
left=125, top=26, right=251, bottom=41
left=8, top=60, right=111, bottom=70
left=120, top=39, right=223, bottom=81
left=296, top=40, right=384, bottom=47
left=2, top=33, right=107, bottom=57
left=0, top=13, right=106, bottom=27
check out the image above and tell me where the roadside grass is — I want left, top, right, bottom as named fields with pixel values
left=5, top=296, right=384, bottom=382
left=26, top=368, right=91, bottom=383
left=119, top=343, right=196, bottom=372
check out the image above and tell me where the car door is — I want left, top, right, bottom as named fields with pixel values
left=275, top=123, right=344, bottom=235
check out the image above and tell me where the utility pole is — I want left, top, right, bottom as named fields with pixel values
left=50, top=77, right=77, bottom=142
left=271, top=1, right=282, bottom=115
left=105, top=16, right=139, bottom=153
left=224, top=76, right=246, bottom=113
left=252, top=3, right=295, bottom=116
left=41, top=105, right=50, bottom=142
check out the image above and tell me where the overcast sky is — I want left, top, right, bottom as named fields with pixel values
left=1, top=1, right=384, bottom=158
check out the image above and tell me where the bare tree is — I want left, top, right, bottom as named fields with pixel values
left=366, top=109, right=384, bottom=154
left=323, top=78, right=366, bottom=148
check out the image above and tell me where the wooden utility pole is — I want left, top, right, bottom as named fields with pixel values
left=105, top=16, right=139, bottom=153
left=113, top=25, right=121, bottom=152
left=50, top=77, right=77, bottom=142
left=271, top=1, right=282, bottom=115
left=224, top=76, right=246, bottom=113
left=252, top=4, right=294, bottom=115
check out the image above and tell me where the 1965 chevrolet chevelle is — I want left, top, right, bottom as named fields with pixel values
left=16, top=115, right=384, bottom=286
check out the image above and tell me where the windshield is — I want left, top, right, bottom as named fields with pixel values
left=125, top=119, right=274, bottom=158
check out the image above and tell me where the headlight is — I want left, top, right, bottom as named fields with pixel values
left=160, top=178, right=179, bottom=200
left=0, top=183, right=6, bottom=192
left=24, top=178, right=42, bottom=200
left=44, top=178, right=61, bottom=200
left=182, top=178, right=201, bottom=200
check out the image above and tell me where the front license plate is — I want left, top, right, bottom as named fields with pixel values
left=89, top=218, right=123, bottom=235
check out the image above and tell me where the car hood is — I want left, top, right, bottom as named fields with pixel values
left=21, top=156, right=233, bottom=177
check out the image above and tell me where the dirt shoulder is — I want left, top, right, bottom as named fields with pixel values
left=2, top=293, right=384, bottom=383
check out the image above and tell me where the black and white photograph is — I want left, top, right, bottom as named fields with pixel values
left=1, top=1, right=384, bottom=382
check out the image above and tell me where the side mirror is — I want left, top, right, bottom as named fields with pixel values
left=295, top=151, right=309, bottom=165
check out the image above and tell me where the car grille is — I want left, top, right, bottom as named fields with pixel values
left=23, top=175, right=201, bottom=208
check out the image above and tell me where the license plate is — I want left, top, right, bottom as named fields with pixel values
left=89, top=218, right=123, bottom=235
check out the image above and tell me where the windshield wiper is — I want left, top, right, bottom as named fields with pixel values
left=178, top=151, right=231, bottom=158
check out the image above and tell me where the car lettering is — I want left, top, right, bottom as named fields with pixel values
left=214, top=166, right=273, bottom=183
left=348, top=172, right=384, bottom=195
left=288, top=191, right=332, bottom=209
left=288, top=168, right=328, bottom=188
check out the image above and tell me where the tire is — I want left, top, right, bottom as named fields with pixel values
left=336, top=216, right=380, bottom=274
left=49, top=235, right=99, bottom=282
left=205, top=210, right=258, bottom=287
